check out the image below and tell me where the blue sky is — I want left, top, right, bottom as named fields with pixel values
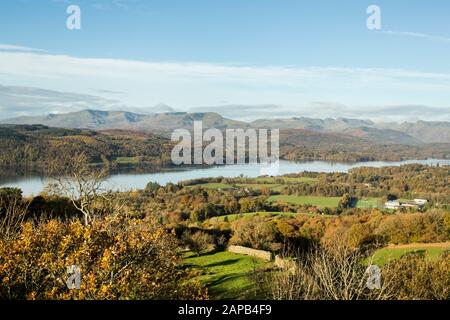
left=0, top=0, right=450, bottom=121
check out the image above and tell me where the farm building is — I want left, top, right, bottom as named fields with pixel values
left=384, top=199, right=428, bottom=210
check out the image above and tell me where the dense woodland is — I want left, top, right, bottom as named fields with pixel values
left=1, top=125, right=450, bottom=171
left=280, top=129, right=450, bottom=162
left=0, top=125, right=173, bottom=169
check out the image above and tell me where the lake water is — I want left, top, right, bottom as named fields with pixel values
left=0, top=159, right=448, bottom=196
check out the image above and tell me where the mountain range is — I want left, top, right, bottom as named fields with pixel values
left=1, top=109, right=449, bottom=144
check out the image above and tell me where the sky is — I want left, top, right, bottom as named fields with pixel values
left=0, top=0, right=450, bottom=122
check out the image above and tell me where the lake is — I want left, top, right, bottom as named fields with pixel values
left=0, top=159, right=448, bottom=196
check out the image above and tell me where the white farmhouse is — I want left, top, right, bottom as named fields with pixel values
left=384, top=199, right=428, bottom=210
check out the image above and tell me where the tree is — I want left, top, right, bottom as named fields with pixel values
left=0, top=188, right=29, bottom=240
left=230, top=216, right=281, bottom=251
left=182, top=231, right=215, bottom=256
left=47, top=152, right=108, bottom=226
left=239, top=197, right=266, bottom=213
left=145, top=181, right=161, bottom=194
left=383, top=252, right=449, bottom=300
left=263, top=244, right=394, bottom=300
left=0, top=216, right=208, bottom=300
left=338, top=193, right=353, bottom=209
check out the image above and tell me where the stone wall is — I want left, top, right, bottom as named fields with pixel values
left=227, top=245, right=273, bottom=261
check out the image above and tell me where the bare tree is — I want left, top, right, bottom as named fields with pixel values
left=262, top=244, right=394, bottom=300
left=308, top=244, right=393, bottom=300
left=47, top=152, right=109, bottom=226
left=0, top=197, right=29, bottom=240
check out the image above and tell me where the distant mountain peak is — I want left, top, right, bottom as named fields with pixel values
left=1, top=110, right=449, bottom=143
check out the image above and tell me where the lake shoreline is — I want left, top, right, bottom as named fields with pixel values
left=0, top=155, right=445, bottom=175
left=1, top=159, right=449, bottom=197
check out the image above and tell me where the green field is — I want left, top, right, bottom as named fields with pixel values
left=369, top=244, right=450, bottom=266
left=236, top=183, right=283, bottom=191
left=282, top=177, right=319, bottom=184
left=183, top=251, right=267, bottom=299
left=193, top=182, right=282, bottom=190
left=209, top=212, right=297, bottom=223
left=193, top=183, right=234, bottom=189
left=185, top=245, right=448, bottom=299
left=252, top=176, right=318, bottom=184
left=268, top=195, right=341, bottom=208
left=192, top=176, right=319, bottom=191
left=356, top=197, right=381, bottom=209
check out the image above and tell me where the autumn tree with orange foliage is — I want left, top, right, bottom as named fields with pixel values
left=0, top=216, right=207, bottom=300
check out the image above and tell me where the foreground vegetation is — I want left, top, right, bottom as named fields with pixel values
left=0, top=217, right=207, bottom=300
left=0, top=158, right=449, bottom=300
left=258, top=244, right=449, bottom=300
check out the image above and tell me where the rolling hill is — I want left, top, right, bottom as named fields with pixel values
left=2, top=109, right=450, bottom=144
left=0, top=110, right=248, bottom=133
left=0, top=124, right=173, bottom=168
left=376, top=121, right=450, bottom=144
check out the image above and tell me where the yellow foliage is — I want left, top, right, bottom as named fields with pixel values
left=0, top=216, right=207, bottom=300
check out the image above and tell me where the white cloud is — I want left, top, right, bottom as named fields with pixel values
left=0, top=84, right=126, bottom=119
left=0, top=48, right=450, bottom=121
left=382, top=31, right=450, bottom=44
left=189, top=103, right=450, bottom=122
left=0, top=44, right=45, bottom=53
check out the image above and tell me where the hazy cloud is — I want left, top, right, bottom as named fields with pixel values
left=1, top=48, right=450, bottom=121
left=92, top=89, right=125, bottom=95
left=0, top=84, right=125, bottom=119
left=382, top=31, right=450, bottom=44
left=189, top=103, right=450, bottom=122
left=1, top=82, right=449, bottom=123
left=189, top=104, right=290, bottom=121
left=361, top=104, right=450, bottom=122
left=0, top=44, right=45, bottom=53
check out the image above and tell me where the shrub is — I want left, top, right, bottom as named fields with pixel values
left=182, top=231, right=216, bottom=256
left=230, top=216, right=281, bottom=252
left=0, top=216, right=207, bottom=300
left=383, top=252, right=449, bottom=300
left=262, top=245, right=392, bottom=300
left=0, top=190, right=29, bottom=240
left=375, top=212, right=448, bottom=244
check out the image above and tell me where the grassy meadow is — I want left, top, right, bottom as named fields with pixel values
left=183, top=251, right=268, bottom=300
left=267, top=195, right=341, bottom=208
left=369, top=243, right=450, bottom=266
